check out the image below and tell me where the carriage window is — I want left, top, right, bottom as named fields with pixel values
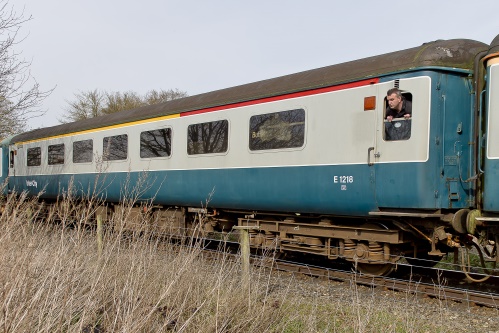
left=140, top=128, right=172, bottom=158
left=187, top=120, right=228, bottom=155
left=384, top=92, right=412, bottom=141
left=48, top=144, right=65, bottom=165
left=249, top=109, right=305, bottom=151
left=9, top=150, right=14, bottom=168
left=27, top=147, right=41, bottom=166
left=73, top=139, right=93, bottom=163
left=103, top=134, right=128, bottom=161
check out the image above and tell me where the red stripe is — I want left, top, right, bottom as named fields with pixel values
left=180, top=78, right=379, bottom=117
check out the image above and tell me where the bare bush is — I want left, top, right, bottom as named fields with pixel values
left=0, top=182, right=292, bottom=332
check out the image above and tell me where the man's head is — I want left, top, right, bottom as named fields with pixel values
left=386, top=88, right=403, bottom=111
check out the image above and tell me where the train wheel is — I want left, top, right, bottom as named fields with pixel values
left=355, top=222, right=395, bottom=276
left=356, top=262, right=394, bottom=276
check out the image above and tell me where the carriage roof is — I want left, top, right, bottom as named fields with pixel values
left=12, top=38, right=487, bottom=144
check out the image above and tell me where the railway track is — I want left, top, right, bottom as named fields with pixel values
left=197, top=238, right=499, bottom=309
left=265, top=259, right=499, bottom=308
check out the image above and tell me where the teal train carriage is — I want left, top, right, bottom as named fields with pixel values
left=2, top=34, right=499, bottom=277
left=0, top=137, right=9, bottom=191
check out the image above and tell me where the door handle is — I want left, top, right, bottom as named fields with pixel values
left=368, top=147, right=374, bottom=166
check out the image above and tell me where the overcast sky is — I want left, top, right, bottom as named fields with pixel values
left=14, top=0, right=499, bottom=129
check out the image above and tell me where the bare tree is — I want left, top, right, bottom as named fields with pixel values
left=144, top=88, right=187, bottom=105
left=59, top=89, right=106, bottom=123
left=62, top=88, right=187, bottom=123
left=103, top=91, right=144, bottom=115
left=0, top=1, right=51, bottom=138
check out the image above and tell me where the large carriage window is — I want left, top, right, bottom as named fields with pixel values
left=384, top=92, right=412, bottom=141
left=187, top=120, right=228, bottom=155
left=48, top=144, right=65, bottom=165
left=103, top=134, right=128, bottom=161
left=249, top=109, right=305, bottom=151
left=140, top=128, right=172, bottom=158
left=27, top=147, right=41, bottom=166
left=73, top=139, right=93, bottom=163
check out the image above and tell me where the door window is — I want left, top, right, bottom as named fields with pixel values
left=383, top=92, right=412, bottom=141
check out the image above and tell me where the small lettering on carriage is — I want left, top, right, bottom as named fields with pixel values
left=334, top=176, right=354, bottom=184
left=26, top=180, right=37, bottom=188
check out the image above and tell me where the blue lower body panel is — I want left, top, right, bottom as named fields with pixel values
left=11, top=165, right=375, bottom=215
left=10, top=162, right=437, bottom=216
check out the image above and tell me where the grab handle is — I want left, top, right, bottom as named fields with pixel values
left=368, top=147, right=375, bottom=166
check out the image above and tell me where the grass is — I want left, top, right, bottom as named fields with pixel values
left=0, top=185, right=496, bottom=332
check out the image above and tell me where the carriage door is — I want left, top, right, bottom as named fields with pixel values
left=483, top=60, right=499, bottom=212
left=372, top=77, right=434, bottom=209
left=0, top=147, right=7, bottom=183
left=0, top=147, right=7, bottom=189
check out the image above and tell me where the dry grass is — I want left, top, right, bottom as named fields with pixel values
left=0, top=186, right=497, bottom=332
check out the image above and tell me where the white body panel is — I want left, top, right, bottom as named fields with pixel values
left=487, top=63, right=499, bottom=159
left=12, top=77, right=431, bottom=177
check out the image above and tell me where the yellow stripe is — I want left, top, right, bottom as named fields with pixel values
left=18, top=113, right=180, bottom=145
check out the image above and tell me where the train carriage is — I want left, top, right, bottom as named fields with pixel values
left=0, top=140, right=6, bottom=188
left=483, top=34, right=499, bottom=213
left=1, top=34, right=499, bottom=276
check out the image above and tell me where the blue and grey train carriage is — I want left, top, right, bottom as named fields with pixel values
left=1, top=34, right=499, bottom=277
left=0, top=137, right=9, bottom=192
